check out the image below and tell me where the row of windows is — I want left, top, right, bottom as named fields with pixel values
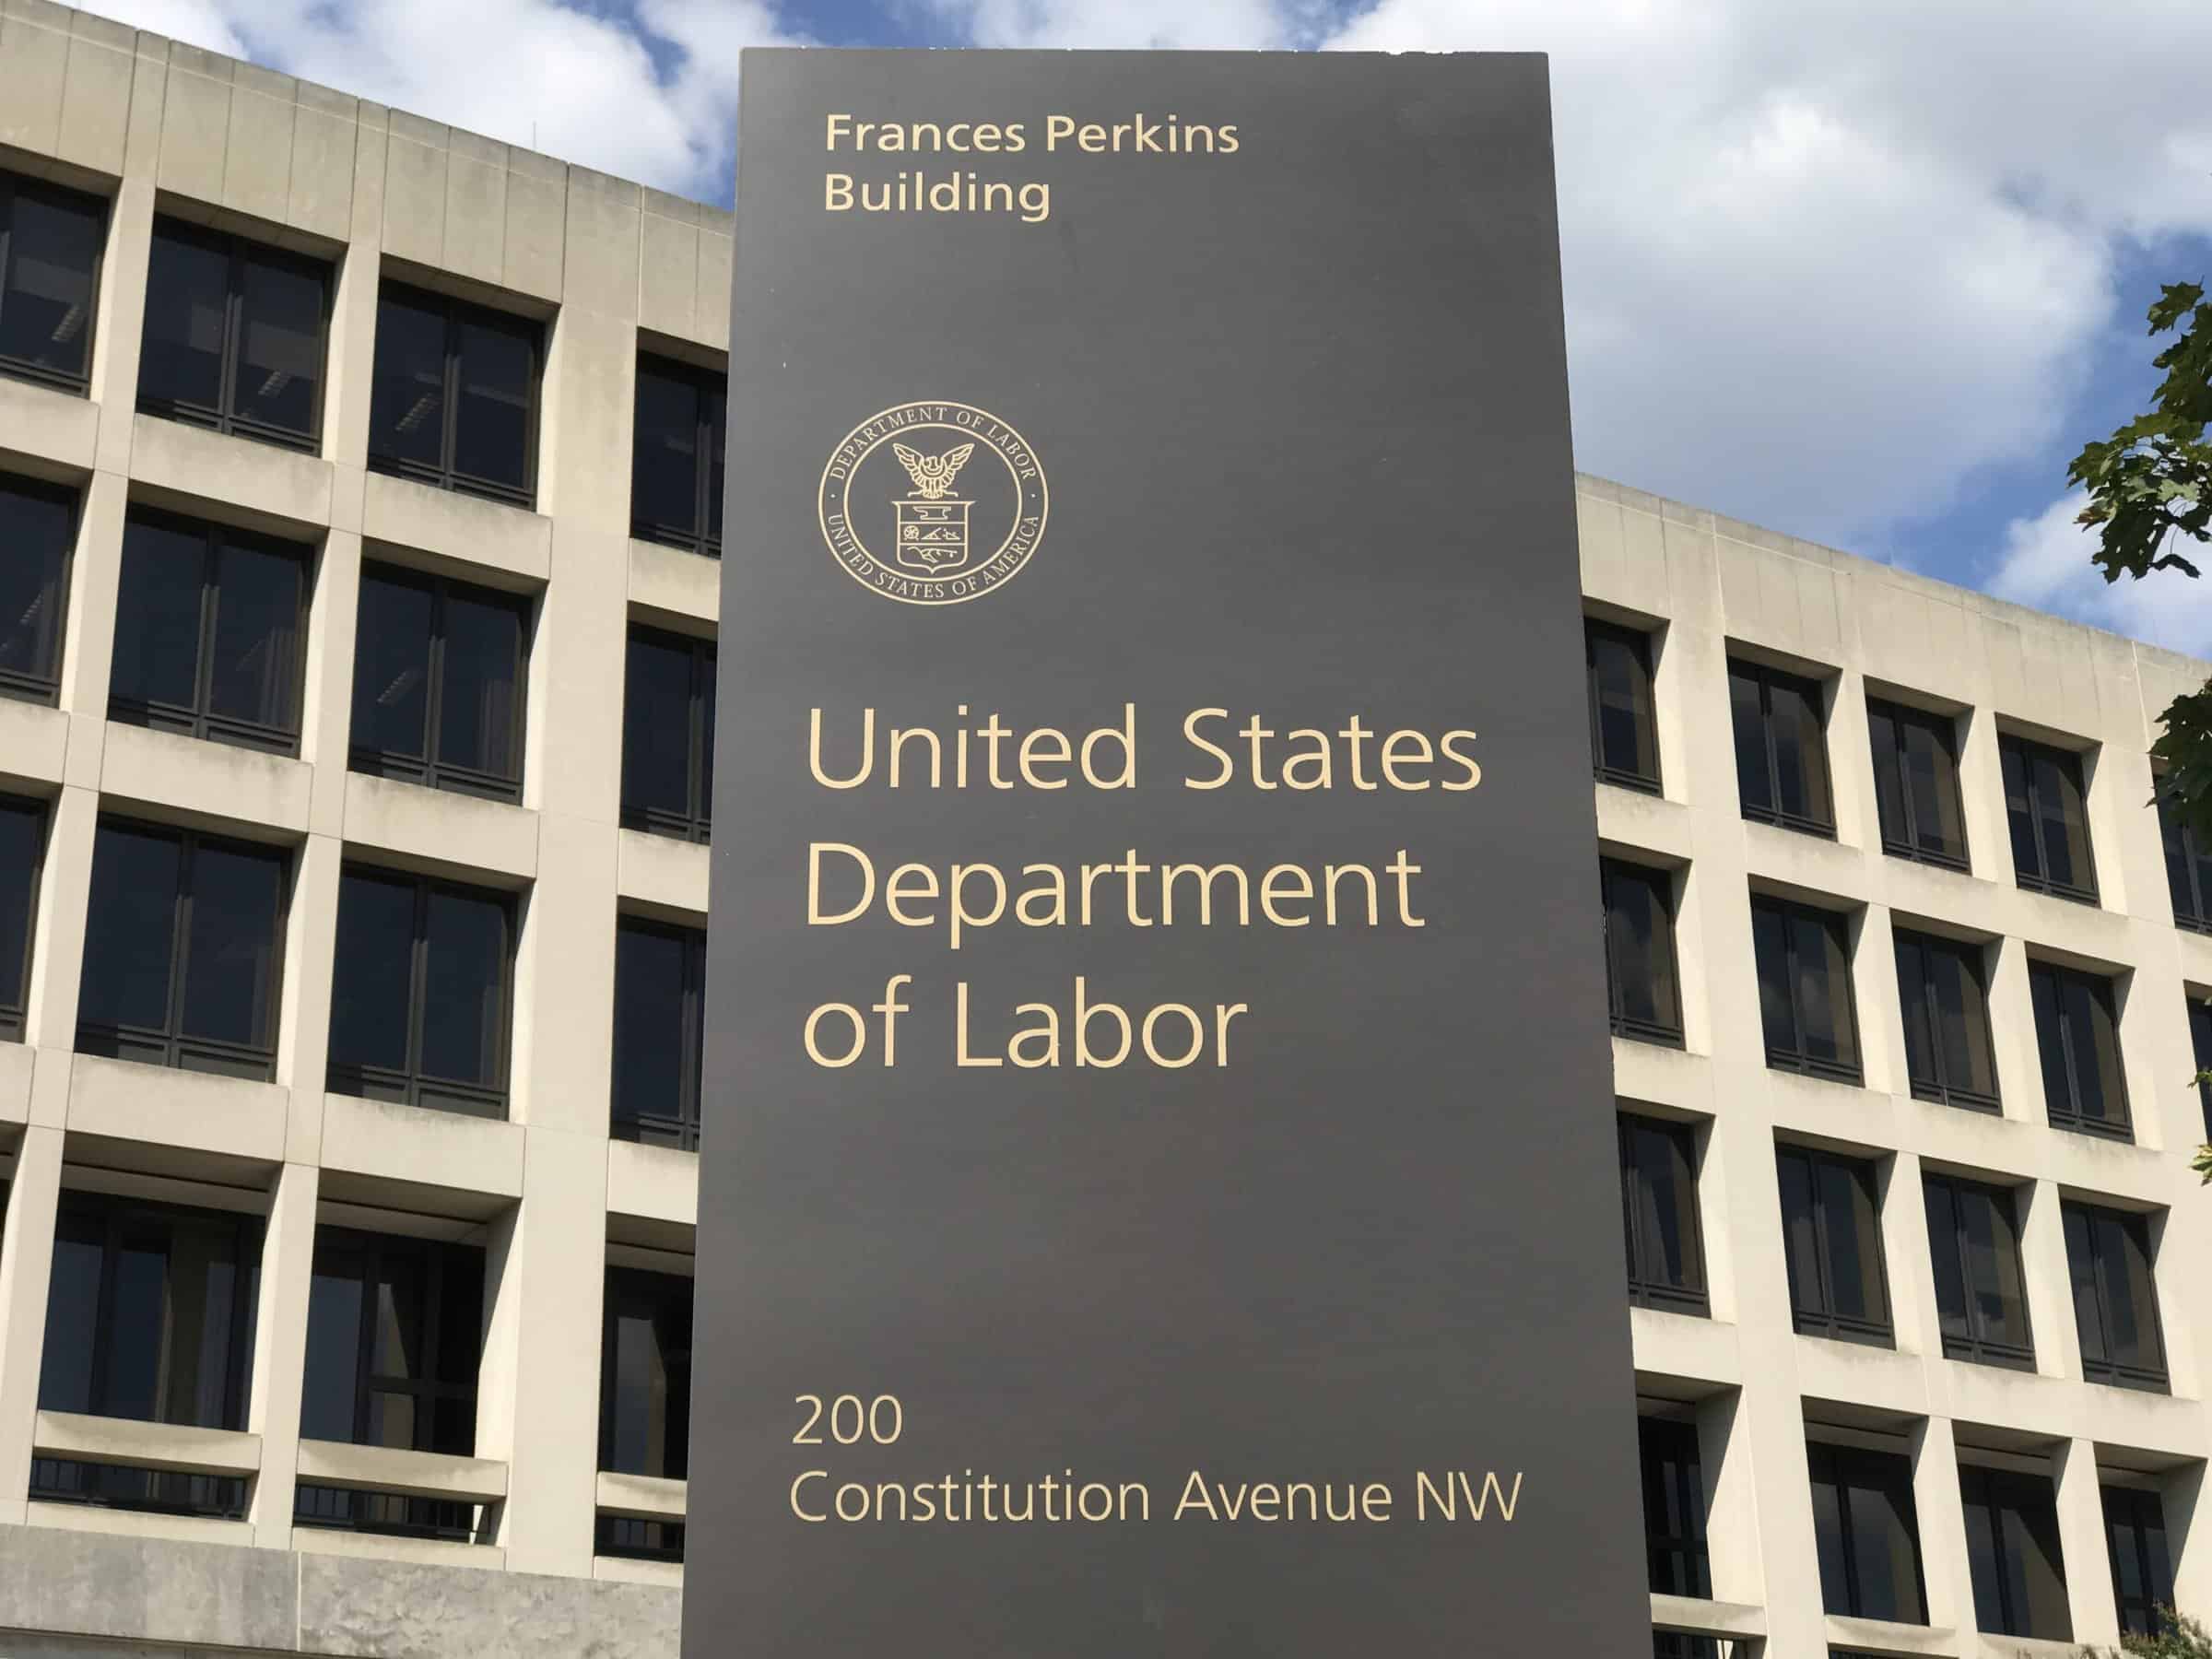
left=1602, top=856, right=2183, bottom=1147
left=1, top=476, right=717, bottom=827
left=1587, top=620, right=2205, bottom=923
left=0, top=808, right=706, bottom=1146
left=1622, top=1113, right=2171, bottom=1390
left=0, top=171, right=725, bottom=549
left=24, top=1183, right=689, bottom=1554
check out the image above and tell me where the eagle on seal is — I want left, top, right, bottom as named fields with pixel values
left=892, top=441, right=975, bottom=500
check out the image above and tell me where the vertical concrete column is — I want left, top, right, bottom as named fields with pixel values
left=276, top=833, right=342, bottom=1159
left=2163, top=1462, right=2210, bottom=1618
left=87, top=172, right=153, bottom=479
left=1825, top=667, right=1876, bottom=855
left=57, top=469, right=129, bottom=789
left=1983, top=937, right=2044, bottom=1131
left=23, top=784, right=99, bottom=1055
left=247, top=1159, right=320, bottom=1549
left=324, top=108, right=386, bottom=535
left=1855, top=903, right=1907, bottom=1098
left=1955, top=706, right=2007, bottom=888
left=1879, top=1150, right=1938, bottom=1361
left=1910, top=1416, right=1975, bottom=1636
left=2017, top=1178, right=2078, bottom=1383
left=2055, top=1436, right=2122, bottom=1645
left=0, top=1125, right=65, bottom=1525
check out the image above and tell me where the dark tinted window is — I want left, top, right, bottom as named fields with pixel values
left=601, top=1266, right=692, bottom=1479
left=110, top=510, right=308, bottom=751
left=328, top=865, right=513, bottom=1115
left=1603, top=859, right=1681, bottom=1045
left=2002, top=735, right=2097, bottom=902
left=632, top=354, right=725, bottom=554
left=1729, top=659, right=1831, bottom=832
left=368, top=282, right=538, bottom=505
left=1777, top=1146, right=1889, bottom=1345
left=1960, top=1465, right=2071, bottom=1641
left=0, top=171, right=105, bottom=393
left=301, top=1229, right=483, bottom=1456
left=597, top=1513, right=686, bottom=1562
left=2029, top=959, right=2130, bottom=1139
left=1638, top=1416, right=1709, bottom=1599
left=2192, top=997, right=2212, bottom=1145
left=1868, top=700, right=1970, bottom=870
left=2158, top=788, right=2212, bottom=933
left=0, top=473, right=76, bottom=703
left=1587, top=620, right=1661, bottom=791
left=1924, top=1174, right=2034, bottom=1369
left=138, top=217, right=326, bottom=449
left=295, top=1482, right=480, bottom=1542
left=1620, top=1114, right=1705, bottom=1315
left=621, top=626, right=714, bottom=842
left=1807, top=1441, right=1925, bottom=1623
left=76, top=819, right=286, bottom=1080
left=30, top=1456, right=245, bottom=1520
left=0, top=794, right=45, bottom=1041
left=612, top=916, right=705, bottom=1150
left=1894, top=929, right=2000, bottom=1112
left=2065, top=1202, right=2167, bottom=1392
left=1750, top=896, right=1859, bottom=1081
left=39, top=1191, right=260, bottom=1433
left=349, top=564, right=526, bottom=801
left=2104, top=1485, right=2175, bottom=1639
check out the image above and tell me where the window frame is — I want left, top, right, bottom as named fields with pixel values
left=1638, top=1414, right=1712, bottom=1600
left=1867, top=698, right=1971, bottom=872
left=326, top=864, right=516, bottom=1116
left=1924, top=1174, right=2036, bottom=1371
left=2191, top=996, right=2212, bottom=1146
left=630, top=350, right=724, bottom=556
left=620, top=624, right=714, bottom=843
left=2000, top=733, right=2099, bottom=904
left=1777, top=1145, right=1893, bottom=1347
left=611, top=914, right=707, bottom=1151
left=598, top=1264, right=693, bottom=1480
left=30, top=1456, right=248, bottom=1520
left=1602, top=857, right=1684, bottom=1047
left=1806, top=1439, right=1928, bottom=1624
left=1585, top=618, right=1663, bottom=794
left=1750, top=893, right=1862, bottom=1082
left=302, top=1227, right=483, bottom=1456
left=0, top=472, right=79, bottom=706
left=347, top=563, right=529, bottom=803
left=2063, top=1201, right=2169, bottom=1394
left=2159, top=787, right=2212, bottom=933
left=75, top=818, right=289, bottom=1081
left=1959, top=1462, right=2073, bottom=1642
left=1894, top=927, right=2002, bottom=1113
left=0, top=793, right=48, bottom=1042
left=0, top=171, right=107, bottom=396
left=1619, top=1114, right=1709, bottom=1316
left=2103, top=1484, right=2176, bottom=1640
left=2029, top=958, right=2133, bottom=1141
left=136, top=215, right=330, bottom=453
left=109, top=508, right=311, bottom=754
left=366, top=280, right=541, bottom=508
left=1728, top=657, right=1834, bottom=835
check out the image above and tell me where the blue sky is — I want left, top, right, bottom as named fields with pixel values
left=93, top=0, right=2212, bottom=653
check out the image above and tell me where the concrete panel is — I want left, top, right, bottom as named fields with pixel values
left=636, top=211, right=697, bottom=340
left=31, top=1412, right=260, bottom=1477
left=605, top=1138, right=696, bottom=1229
left=65, top=1055, right=288, bottom=1164
left=0, top=1041, right=32, bottom=1126
left=0, top=374, right=100, bottom=475
left=693, top=226, right=731, bottom=350
left=625, top=538, right=717, bottom=624
left=0, top=700, right=69, bottom=791
left=614, top=830, right=706, bottom=918
left=559, top=171, right=641, bottom=320
left=218, top=85, right=294, bottom=225
left=154, top=66, right=229, bottom=204
left=126, top=412, right=335, bottom=530
left=360, top=473, right=551, bottom=585
left=0, top=1522, right=299, bottom=1652
left=380, top=133, right=447, bottom=267
left=287, top=104, right=356, bottom=243
left=441, top=155, right=507, bottom=288
left=53, top=27, right=131, bottom=174
left=0, top=13, right=69, bottom=156
left=294, top=1440, right=508, bottom=1502
left=318, top=1091, right=524, bottom=1200
left=96, top=721, right=312, bottom=834
left=339, top=772, right=539, bottom=882
left=500, top=169, right=566, bottom=304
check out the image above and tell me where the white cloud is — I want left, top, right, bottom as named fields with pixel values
left=916, top=0, right=1293, bottom=48
left=1988, top=493, right=2212, bottom=656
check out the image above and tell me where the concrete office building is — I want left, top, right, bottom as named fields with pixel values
left=0, top=5, right=2206, bottom=1655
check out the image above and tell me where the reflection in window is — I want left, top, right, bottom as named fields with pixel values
left=1868, top=700, right=1970, bottom=870
left=2029, top=959, right=2131, bottom=1140
left=1620, top=1114, right=1706, bottom=1315
left=1924, top=1174, right=2034, bottom=1370
left=631, top=353, right=725, bottom=554
left=0, top=170, right=105, bottom=393
left=1602, top=859, right=1682, bottom=1045
left=138, top=216, right=327, bottom=449
left=0, top=473, right=76, bottom=705
left=1640, top=1415, right=1711, bottom=1601
left=2159, top=788, right=2212, bottom=933
left=1777, top=1146, right=1890, bottom=1345
left=1750, top=896, right=1859, bottom=1081
left=367, top=282, right=538, bottom=505
left=1586, top=619, right=1662, bottom=791
left=601, top=1266, right=692, bottom=1481
left=349, top=563, right=527, bottom=801
left=1959, top=1464, right=2071, bottom=1641
left=2065, top=1202, right=2168, bottom=1392
left=612, top=916, right=706, bottom=1150
left=0, top=794, right=46, bottom=1041
left=300, top=1227, right=483, bottom=1457
left=2103, top=1485, right=2176, bottom=1639
left=1729, top=659, right=1832, bottom=833
left=2001, top=735, right=2098, bottom=902
left=621, top=627, right=714, bottom=842
left=1808, top=1441, right=1926, bottom=1623
left=1895, top=929, right=2000, bottom=1112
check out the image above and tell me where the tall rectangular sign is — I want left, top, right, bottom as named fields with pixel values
left=691, top=49, right=1649, bottom=1654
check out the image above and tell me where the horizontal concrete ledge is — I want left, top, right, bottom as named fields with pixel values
left=594, top=1470, right=686, bottom=1521
left=1651, top=1592, right=1766, bottom=1640
left=1827, top=1611, right=1963, bottom=1654
left=294, top=1439, right=510, bottom=1503
left=33, top=1411, right=262, bottom=1477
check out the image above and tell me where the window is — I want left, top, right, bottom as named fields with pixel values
left=1639, top=1415, right=1711, bottom=1600
left=368, top=282, right=538, bottom=505
left=0, top=473, right=76, bottom=704
left=37, top=1190, right=260, bottom=1515
left=2104, top=1485, right=2176, bottom=1639
left=295, top=1482, right=480, bottom=1543
left=2064, top=1202, right=2167, bottom=1392
left=601, top=1267, right=691, bottom=1480
left=1777, top=1147, right=1890, bottom=1345
left=598, top=1513, right=686, bottom=1562
left=612, top=917, right=706, bottom=1150
left=1894, top=929, right=2000, bottom=1112
left=109, top=510, right=308, bottom=752
left=76, top=819, right=287, bottom=1080
left=1750, top=896, right=1860, bottom=1081
left=2158, top=788, right=2212, bottom=932
left=2001, top=735, right=2097, bottom=902
left=1586, top=620, right=1661, bottom=791
left=1620, top=1115, right=1706, bottom=1315
left=621, top=627, right=714, bottom=842
left=1924, top=1175, right=2034, bottom=1370
left=300, top=1228, right=483, bottom=1455
left=349, top=563, right=527, bottom=801
left=0, top=171, right=105, bottom=394
left=1603, top=859, right=1682, bottom=1045
left=1729, top=659, right=1831, bottom=833
left=632, top=353, right=725, bottom=554
left=1807, top=1441, right=1926, bottom=1623
left=2192, top=997, right=2212, bottom=1145
left=2030, top=959, right=2131, bottom=1139
left=328, top=865, right=514, bottom=1115
left=137, top=217, right=326, bottom=450
left=1868, top=699, right=1969, bottom=870
left=0, top=794, right=45, bottom=1041
left=1959, top=1464, right=2071, bottom=1641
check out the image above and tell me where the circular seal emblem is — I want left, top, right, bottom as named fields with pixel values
left=818, top=402, right=1048, bottom=606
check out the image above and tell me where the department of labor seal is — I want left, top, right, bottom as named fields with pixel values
left=818, top=402, right=1048, bottom=606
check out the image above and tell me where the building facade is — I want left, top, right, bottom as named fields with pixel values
left=0, top=4, right=2206, bottom=1654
